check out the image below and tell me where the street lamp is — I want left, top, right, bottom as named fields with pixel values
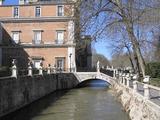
left=69, top=53, right=72, bottom=72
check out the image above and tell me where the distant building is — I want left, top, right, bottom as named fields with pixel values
left=0, top=0, right=76, bottom=71
left=76, top=35, right=92, bottom=71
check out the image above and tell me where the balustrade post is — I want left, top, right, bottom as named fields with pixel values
left=133, top=74, right=138, bottom=81
left=122, top=74, right=126, bottom=85
left=116, top=69, right=119, bottom=78
left=97, top=61, right=100, bottom=73
left=113, top=69, right=116, bottom=78
left=47, top=64, right=51, bottom=74
left=106, top=66, right=109, bottom=70
left=39, top=64, right=43, bottom=75
left=127, top=78, right=130, bottom=87
left=119, top=73, right=123, bottom=84
left=126, top=73, right=130, bottom=87
left=143, top=76, right=150, bottom=83
left=133, top=81, right=138, bottom=92
left=53, top=66, right=56, bottom=73
left=28, top=63, right=32, bottom=76
left=11, top=59, right=17, bottom=78
left=144, top=84, right=150, bottom=99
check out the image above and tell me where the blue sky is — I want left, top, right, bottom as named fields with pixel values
left=3, top=0, right=18, bottom=5
left=3, top=0, right=112, bottom=60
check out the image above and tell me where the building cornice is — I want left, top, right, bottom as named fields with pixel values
left=1, top=43, right=76, bottom=48
left=0, top=1, right=75, bottom=7
left=0, top=17, right=75, bottom=23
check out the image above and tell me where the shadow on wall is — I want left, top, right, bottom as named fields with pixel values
left=1, top=90, right=69, bottom=120
left=0, top=73, right=80, bottom=119
left=1, top=27, right=29, bottom=74
left=76, top=79, right=110, bottom=88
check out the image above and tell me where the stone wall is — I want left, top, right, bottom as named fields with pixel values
left=113, top=83, right=160, bottom=120
left=0, top=73, right=79, bottom=117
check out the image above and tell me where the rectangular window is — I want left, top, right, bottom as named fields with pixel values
left=35, top=6, right=41, bottom=17
left=56, top=31, right=64, bottom=44
left=57, top=5, right=64, bottom=16
left=55, top=57, right=65, bottom=71
left=33, top=60, right=42, bottom=68
left=33, top=31, right=41, bottom=44
left=12, top=31, right=20, bottom=44
left=13, top=6, right=19, bottom=18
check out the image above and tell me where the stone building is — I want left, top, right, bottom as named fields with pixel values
left=0, top=0, right=76, bottom=71
left=76, top=35, right=92, bottom=71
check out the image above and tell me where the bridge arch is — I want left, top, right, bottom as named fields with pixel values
left=74, top=72, right=115, bottom=86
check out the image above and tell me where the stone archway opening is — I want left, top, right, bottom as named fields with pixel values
left=76, top=79, right=111, bottom=88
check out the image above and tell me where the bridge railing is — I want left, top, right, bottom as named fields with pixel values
left=77, top=67, right=96, bottom=72
left=100, top=68, right=114, bottom=77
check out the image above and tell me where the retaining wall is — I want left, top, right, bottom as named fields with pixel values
left=113, top=82, right=160, bottom=120
left=0, top=73, right=79, bottom=117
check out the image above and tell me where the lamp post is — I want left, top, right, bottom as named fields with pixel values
left=69, top=53, right=72, bottom=72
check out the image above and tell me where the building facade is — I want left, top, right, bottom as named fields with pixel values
left=0, top=0, right=76, bottom=71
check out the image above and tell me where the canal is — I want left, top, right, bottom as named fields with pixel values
left=2, top=80, right=130, bottom=120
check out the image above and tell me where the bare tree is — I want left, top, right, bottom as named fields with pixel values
left=73, top=0, right=160, bottom=77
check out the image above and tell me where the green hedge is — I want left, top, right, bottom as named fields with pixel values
left=145, top=62, right=160, bottom=78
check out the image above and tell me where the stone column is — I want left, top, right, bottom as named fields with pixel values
left=28, top=63, right=32, bottom=76
left=144, top=84, right=150, bottom=99
left=133, top=81, right=138, bottom=92
left=11, top=59, right=17, bottom=78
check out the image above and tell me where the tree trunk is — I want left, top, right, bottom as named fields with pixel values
left=125, top=22, right=146, bottom=77
left=133, top=51, right=141, bottom=76
left=125, top=45, right=136, bottom=73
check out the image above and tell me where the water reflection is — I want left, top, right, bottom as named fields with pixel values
left=1, top=80, right=130, bottom=120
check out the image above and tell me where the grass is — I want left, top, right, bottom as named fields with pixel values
left=149, top=78, right=160, bottom=87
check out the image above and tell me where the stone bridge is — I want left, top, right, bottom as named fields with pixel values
left=73, top=72, right=116, bottom=86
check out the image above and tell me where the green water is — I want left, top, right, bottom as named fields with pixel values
left=2, top=87, right=130, bottom=120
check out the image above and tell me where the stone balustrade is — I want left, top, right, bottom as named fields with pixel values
left=10, top=59, right=77, bottom=78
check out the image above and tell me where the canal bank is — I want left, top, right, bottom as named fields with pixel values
left=113, top=81, right=160, bottom=120
left=0, top=73, right=79, bottom=117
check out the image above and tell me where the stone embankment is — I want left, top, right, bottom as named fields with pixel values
left=113, top=82, right=160, bottom=120
left=0, top=73, right=79, bottom=117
